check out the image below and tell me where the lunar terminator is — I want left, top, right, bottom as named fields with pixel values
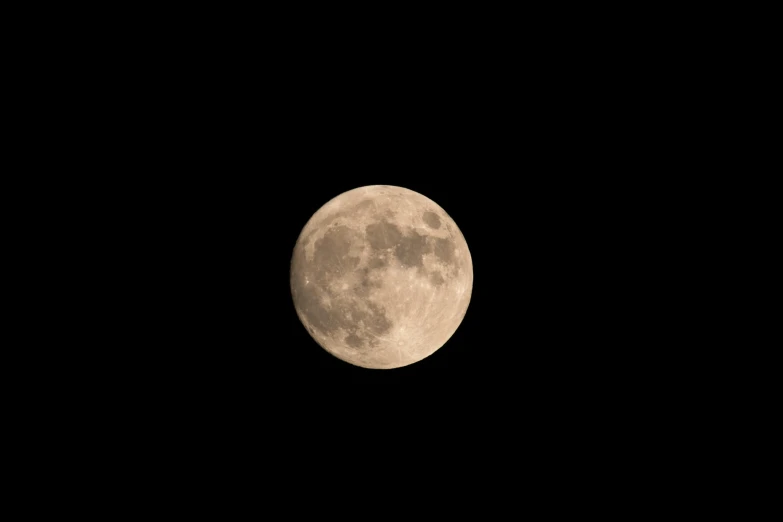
left=290, top=185, right=472, bottom=369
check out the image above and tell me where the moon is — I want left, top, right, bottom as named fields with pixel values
left=290, top=185, right=473, bottom=369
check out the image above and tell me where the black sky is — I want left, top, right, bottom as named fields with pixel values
left=140, top=136, right=658, bottom=431
left=35, top=6, right=712, bottom=507
left=103, top=32, right=675, bottom=473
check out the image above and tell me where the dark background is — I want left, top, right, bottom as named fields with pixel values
left=74, top=16, right=689, bottom=487
left=128, top=94, right=662, bottom=441
left=10, top=4, right=734, bottom=510
left=114, top=130, right=674, bottom=492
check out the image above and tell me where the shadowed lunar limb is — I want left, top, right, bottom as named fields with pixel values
left=290, top=185, right=472, bottom=369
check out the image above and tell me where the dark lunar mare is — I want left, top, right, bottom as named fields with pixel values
left=395, top=231, right=430, bottom=268
left=292, top=223, right=393, bottom=350
left=365, top=221, right=402, bottom=250
left=422, top=211, right=441, bottom=229
left=431, top=236, right=456, bottom=265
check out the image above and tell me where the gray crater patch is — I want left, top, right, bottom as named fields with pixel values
left=395, top=230, right=430, bottom=268
left=429, top=272, right=445, bottom=286
left=296, top=285, right=393, bottom=340
left=368, top=254, right=388, bottom=270
left=364, top=302, right=393, bottom=335
left=345, top=332, right=364, bottom=349
left=292, top=222, right=394, bottom=341
left=422, top=211, right=441, bottom=229
left=431, top=236, right=456, bottom=265
left=365, top=221, right=402, bottom=250
left=353, top=199, right=374, bottom=213
left=294, top=284, right=336, bottom=335
left=313, top=225, right=362, bottom=284
left=353, top=267, right=382, bottom=298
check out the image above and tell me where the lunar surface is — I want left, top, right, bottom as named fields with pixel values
left=290, top=185, right=473, bottom=369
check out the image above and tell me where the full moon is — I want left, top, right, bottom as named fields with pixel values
left=290, top=185, right=473, bottom=369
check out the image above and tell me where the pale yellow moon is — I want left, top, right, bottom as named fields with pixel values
left=290, top=185, right=473, bottom=369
